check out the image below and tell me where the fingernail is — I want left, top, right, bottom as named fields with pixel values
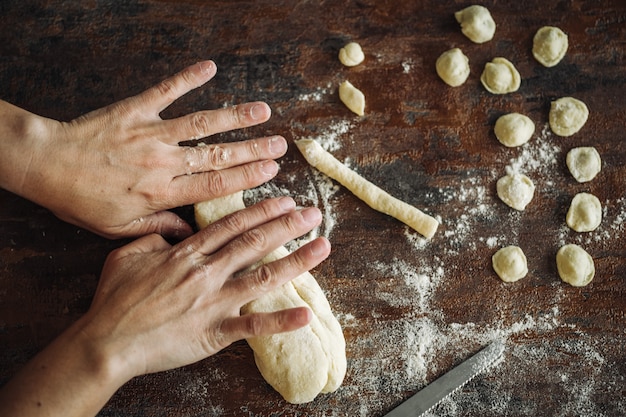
left=261, top=160, right=279, bottom=176
left=249, top=103, right=270, bottom=120
left=269, top=136, right=287, bottom=155
left=309, top=238, right=329, bottom=257
left=300, top=207, right=321, bottom=224
left=279, top=196, right=296, bottom=211
left=198, top=60, right=215, bottom=75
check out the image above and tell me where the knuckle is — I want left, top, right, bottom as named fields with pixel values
left=241, top=228, right=267, bottom=251
left=253, top=264, right=274, bottom=291
left=245, top=314, right=265, bottom=337
left=189, top=113, right=212, bottom=140
left=221, top=211, right=247, bottom=234
left=206, top=171, right=228, bottom=196
left=156, top=78, right=177, bottom=100
left=206, top=144, right=231, bottom=169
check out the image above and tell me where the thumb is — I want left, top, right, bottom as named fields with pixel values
left=120, top=211, right=194, bottom=240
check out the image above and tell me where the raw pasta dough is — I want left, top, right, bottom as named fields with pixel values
left=496, top=172, right=535, bottom=211
left=338, top=42, right=364, bottom=67
left=533, top=26, right=568, bottom=67
left=566, top=147, right=601, bottom=183
left=549, top=97, right=589, bottom=137
left=480, top=57, right=521, bottom=94
left=494, top=113, right=535, bottom=147
left=194, top=192, right=347, bottom=404
left=566, top=192, right=602, bottom=232
left=492, top=246, right=528, bottom=282
left=295, top=138, right=439, bottom=239
left=436, top=48, right=470, bottom=87
left=339, top=80, right=365, bottom=116
left=556, top=244, right=595, bottom=287
left=455, top=5, right=496, bottom=44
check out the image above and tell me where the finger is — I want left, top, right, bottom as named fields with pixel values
left=218, top=207, right=323, bottom=274
left=166, top=160, right=280, bottom=207
left=159, top=101, right=271, bottom=143
left=113, top=212, right=194, bottom=240
left=217, top=307, right=312, bottom=347
left=108, top=233, right=171, bottom=259
left=179, top=196, right=297, bottom=257
left=229, top=237, right=331, bottom=306
left=175, top=135, right=287, bottom=176
left=135, top=60, right=218, bottom=114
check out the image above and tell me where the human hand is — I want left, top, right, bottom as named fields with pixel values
left=0, top=197, right=330, bottom=417
left=80, top=197, right=329, bottom=378
left=1, top=61, right=286, bottom=239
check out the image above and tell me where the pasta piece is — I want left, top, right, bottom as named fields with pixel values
left=295, top=139, right=439, bottom=239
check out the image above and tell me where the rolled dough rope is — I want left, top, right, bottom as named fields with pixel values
left=194, top=192, right=346, bottom=404
left=295, top=138, right=439, bottom=239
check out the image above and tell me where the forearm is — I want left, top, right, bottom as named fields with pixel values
left=0, top=100, right=53, bottom=197
left=0, top=317, right=131, bottom=417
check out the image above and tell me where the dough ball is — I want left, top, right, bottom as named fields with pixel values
left=549, top=97, right=589, bottom=137
left=496, top=172, right=535, bottom=211
left=566, top=147, right=602, bottom=183
left=480, top=57, right=521, bottom=94
left=533, top=26, right=568, bottom=67
left=556, top=244, right=595, bottom=287
left=436, top=48, right=470, bottom=87
left=494, top=113, right=535, bottom=147
left=454, top=5, right=496, bottom=44
left=492, top=245, right=528, bottom=282
left=338, top=80, right=365, bottom=116
left=338, top=42, right=364, bottom=67
left=566, top=192, right=602, bottom=232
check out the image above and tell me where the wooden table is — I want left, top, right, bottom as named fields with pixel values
left=1, top=1, right=625, bottom=415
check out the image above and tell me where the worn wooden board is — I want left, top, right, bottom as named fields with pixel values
left=1, top=1, right=625, bottom=416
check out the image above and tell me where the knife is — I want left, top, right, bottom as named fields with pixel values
left=383, top=341, right=505, bottom=417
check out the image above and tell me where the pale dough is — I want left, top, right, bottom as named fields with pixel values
left=455, top=5, right=496, bottom=44
left=566, top=192, right=602, bottom=232
left=492, top=246, right=528, bottom=282
left=338, top=42, right=364, bottom=67
left=533, top=26, right=568, bottom=67
left=436, top=48, right=470, bottom=87
left=496, top=172, right=535, bottom=211
left=566, top=147, right=601, bottom=183
left=338, top=80, right=365, bottom=116
left=494, top=113, right=535, bottom=147
left=295, top=138, right=439, bottom=239
left=480, top=57, right=521, bottom=94
left=556, top=244, right=595, bottom=287
left=194, top=192, right=347, bottom=404
left=549, top=97, right=589, bottom=137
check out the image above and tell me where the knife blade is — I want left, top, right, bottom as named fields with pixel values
left=383, top=340, right=505, bottom=417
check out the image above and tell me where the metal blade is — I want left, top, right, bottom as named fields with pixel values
left=384, top=341, right=505, bottom=417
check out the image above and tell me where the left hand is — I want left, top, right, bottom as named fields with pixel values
left=1, top=60, right=286, bottom=239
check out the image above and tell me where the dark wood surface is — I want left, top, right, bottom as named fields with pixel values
left=1, top=1, right=625, bottom=416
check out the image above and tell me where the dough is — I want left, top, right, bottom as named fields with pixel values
left=454, top=5, right=496, bottom=44
left=338, top=42, right=364, bottom=67
left=566, top=192, right=602, bottom=232
left=480, top=57, right=521, bottom=94
left=295, top=138, right=439, bottom=239
left=556, top=244, right=595, bottom=287
left=492, top=246, right=528, bottom=282
left=494, top=113, right=535, bottom=147
left=566, top=147, right=602, bottom=183
left=533, top=26, right=568, bottom=67
left=338, top=80, right=365, bottom=116
left=194, top=193, right=347, bottom=404
left=496, top=172, right=535, bottom=211
left=549, top=97, right=589, bottom=137
left=436, top=48, right=470, bottom=87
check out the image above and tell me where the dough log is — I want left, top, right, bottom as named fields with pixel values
left=194, top=192, right=347, bottom=404
left=295, top=139, right=439, bottom=239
